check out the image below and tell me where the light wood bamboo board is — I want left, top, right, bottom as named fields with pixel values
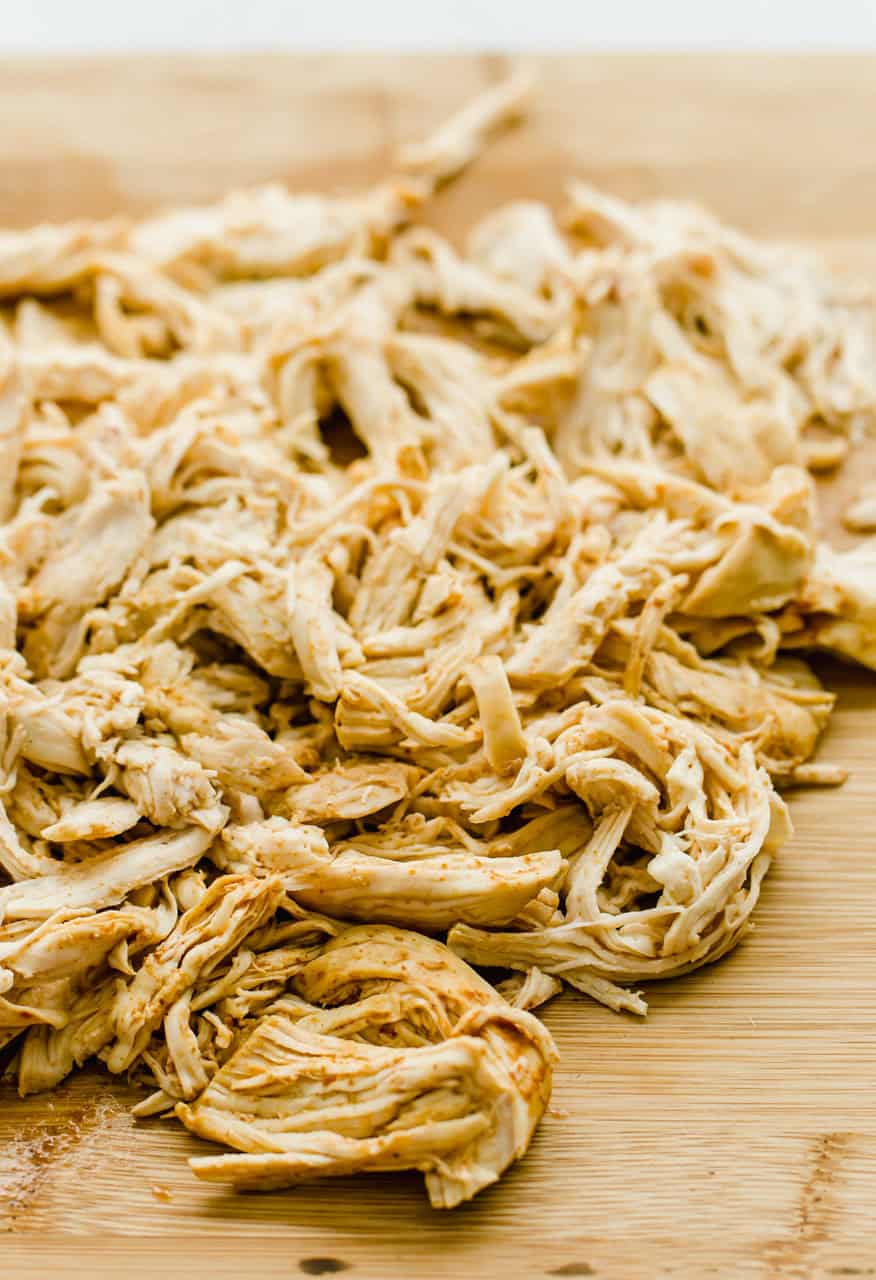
left=1, top=54, right=875, bottom=1280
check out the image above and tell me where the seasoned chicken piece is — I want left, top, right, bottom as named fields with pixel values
left=180, top=718, right=309, bottom=796
left=336, top=670, right=469, bottom=750
left=682, top=503, right=813, bottom=620
left=91, top=255, right=239, bottom=356
left=504, top=540, right=662, bottom=687
left=113, top=737, right=224, bottom=831
left=642, top=645, right=830, bottom=775
left=17, top=343, right=139, bottom=406
left=18, top=432, right=91, bottom=513
left=645, top=362, right=802, bottom=491
left=0, top=808, right=60, bottom=882
left=0, top=702, right=64, bottom=879
left=18, top=473, right=154, bottom=678
left=468, top=200, right=572, bottom=301
left=589, top=462, right=814, bottom=620
left=0, top=219, right=127, bottom=296
left=398, top=66, right=532, bottom=186
left=4, top=665, right=143, bottom=776
left=131, top=182, right=417, bottom=285
left=0, top=826, right=215, bottom=921
left=387, top=333, right=496, bottom=466
left=0, top=900, right=172, bottom=989
left=326, top=278, right=431, bottom=464
left=496, top=967, right=563, bottom=1011
left=185, top=907, right=341, bottom=1033
left=0, top=891, right=176, bottom=1051
left=138, top=656, right=310, bottom=796
left=467, top=654, right=528, bottom=772
left=202, top=571, right=304, bottom=679
left=450, top=735, right=790, bottom=1015
left=6, top=762, right=75, bottom=839
left=177, top=924, right=556, bottom=1208
left=564, top=181, right=876, bottom=470
left=17, top=975, right=122, bottom=1095
left=284, top=758, right=418, bottom=823
left=105, top=874, right=284, bottom=1073
left=220, top=817, right=564, bottom=931
left=791, top=540, right=876, bottom=669
left=391, top=228, right=561, bottom=345
left=0, top=365, right=25, bottom=523
left=349, top=457, right=505, bottom=638
left=286, top=556, right=349, bottom=701
left=0, top=974, right=79, bottom=1034
left=41, top=797, right=142, bottom=843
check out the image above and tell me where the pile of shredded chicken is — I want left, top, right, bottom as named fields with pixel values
left=2, top=73, right=876, bottom=1207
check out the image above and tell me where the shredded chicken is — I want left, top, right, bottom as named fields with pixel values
left=1, top=74, right=874, bottom=1208
left=177, top=924, right=555, bottom=1207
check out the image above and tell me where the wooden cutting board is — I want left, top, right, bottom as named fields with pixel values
left=2, top=53, right=875, bottom=1280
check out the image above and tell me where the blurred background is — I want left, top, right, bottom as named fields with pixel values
left=5, top=0, right=876, bottom=51
left=3, top=1, right=874, bottom=245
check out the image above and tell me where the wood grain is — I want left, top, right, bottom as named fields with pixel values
left=1, top=54, right=876, bottom=1279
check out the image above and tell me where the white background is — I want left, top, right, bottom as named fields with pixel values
left=3, top=0, right=876, bottom=51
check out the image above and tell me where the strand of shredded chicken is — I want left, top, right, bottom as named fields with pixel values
left=1, top=73, right=874, bottom=1207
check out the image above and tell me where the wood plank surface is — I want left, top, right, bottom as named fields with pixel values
left=1, top=53, right=876, bottom=1279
